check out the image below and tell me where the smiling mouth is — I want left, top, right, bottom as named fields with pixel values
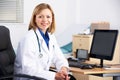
left=41, top=23, right=48, bottom=26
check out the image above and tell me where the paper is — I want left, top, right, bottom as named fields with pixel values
left=104, top=64, right=120, bottom=70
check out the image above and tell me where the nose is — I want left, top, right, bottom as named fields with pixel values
left=42, top=17, right=47, bottom=21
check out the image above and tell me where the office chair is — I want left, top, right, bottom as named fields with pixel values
left=0, top=26, right=46, bottom=80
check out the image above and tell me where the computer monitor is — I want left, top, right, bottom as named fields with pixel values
left=89, top=29, right=118, bottom=67
left=76, top=49, right=89, bottom=61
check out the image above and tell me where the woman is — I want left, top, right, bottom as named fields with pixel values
left=14, top=3, right=70, bottom=80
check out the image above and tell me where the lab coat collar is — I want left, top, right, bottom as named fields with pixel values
left=35, top=29, right=53, bottom=54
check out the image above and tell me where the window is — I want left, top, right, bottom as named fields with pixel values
left=0, top=0, right=23, bottom=23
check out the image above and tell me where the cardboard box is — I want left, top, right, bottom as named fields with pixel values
left=90, top=22, right=110, bottom=34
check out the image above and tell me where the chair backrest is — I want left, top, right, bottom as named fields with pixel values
left=0, top=26, right=47, bottom=80
left=0, top=26, right=16, bottom=77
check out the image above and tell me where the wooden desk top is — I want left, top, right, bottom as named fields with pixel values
left=70, top=65, right=120, bottom=75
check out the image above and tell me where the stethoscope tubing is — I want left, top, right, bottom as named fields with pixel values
left=34, top=30, right=41, bottom=52
left=34, top=30, right=55, bottom=58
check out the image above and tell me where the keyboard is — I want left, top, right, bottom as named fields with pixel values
left=68, top=59, right=96, bottom=69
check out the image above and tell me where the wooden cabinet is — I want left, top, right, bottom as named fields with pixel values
left=72, top=34, right=93, bottom=80
left=72, top=34, right=93, bottom=57
left=72, top=34, right=120, bottom=80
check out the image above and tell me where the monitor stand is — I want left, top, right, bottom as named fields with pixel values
left=96, top=59, right=110, bottom=68
left=100, top=59, right=104, bottom=68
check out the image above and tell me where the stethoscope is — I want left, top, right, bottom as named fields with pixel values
left=34, top=30, right=43, bottom=58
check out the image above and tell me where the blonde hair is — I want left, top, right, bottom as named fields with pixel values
left=28, top=3, right=55, bottom=34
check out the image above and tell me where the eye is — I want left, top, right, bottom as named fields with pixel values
left=38, top=16, right=42, bottom=18
left=47, top=15, right=51, bottom=18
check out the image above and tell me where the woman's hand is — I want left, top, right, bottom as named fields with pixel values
left=55, top=67, right=70, bottom=80
left=55, top=71, right=70, bottom=80
left=60, top=67, right=70, bottom=80
left=55, top=72, right=65, bottom=80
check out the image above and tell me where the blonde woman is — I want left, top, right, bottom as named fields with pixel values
left=14, top=3, right=70, bottom=80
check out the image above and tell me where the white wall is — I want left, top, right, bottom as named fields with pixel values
left=0, top=0, right=120, bottom=49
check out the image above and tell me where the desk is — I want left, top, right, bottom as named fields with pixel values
left=72, top=34, right=120, bottom=80
left=70, top=65, right=120, bottom=80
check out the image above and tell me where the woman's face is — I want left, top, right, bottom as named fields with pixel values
left=35, top=9, right=52, bottom=33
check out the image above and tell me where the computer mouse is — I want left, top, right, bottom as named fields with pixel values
left=81, top=65, right=93, bottom=69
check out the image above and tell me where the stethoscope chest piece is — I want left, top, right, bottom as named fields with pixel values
left=39, top=53, right=43, bottom=58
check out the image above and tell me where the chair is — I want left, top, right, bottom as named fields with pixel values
left=0, top=26, right=46, bottom=80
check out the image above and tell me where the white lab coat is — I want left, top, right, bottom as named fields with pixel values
left=14, top=29, right=69, bottom=80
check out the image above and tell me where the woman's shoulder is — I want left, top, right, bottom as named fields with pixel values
left=20, top=30, right=35, bottom=41
left=49, top=33, right=56, bottom=39
left=27, top=29, right=36, bottom=36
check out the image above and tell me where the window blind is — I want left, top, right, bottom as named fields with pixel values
left=0, top=0, right=23, bottom=23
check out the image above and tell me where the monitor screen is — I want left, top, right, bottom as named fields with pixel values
left=76, top=49, right=88, bottom=61
left=89, top=30, right=118, bottom=67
